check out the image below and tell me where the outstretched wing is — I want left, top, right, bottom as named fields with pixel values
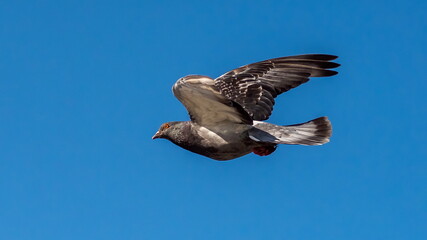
left=172, top=75, right=253, bottom=126
left=215, top=54, right=340, bottom=121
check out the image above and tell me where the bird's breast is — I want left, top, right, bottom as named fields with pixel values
left=186, top=124, right=253, bottom=160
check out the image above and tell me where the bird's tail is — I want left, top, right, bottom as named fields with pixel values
left=249, top=117, right=332, bottom=145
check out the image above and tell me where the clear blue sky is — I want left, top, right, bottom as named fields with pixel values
left=1, top=0, right=426, bottom=239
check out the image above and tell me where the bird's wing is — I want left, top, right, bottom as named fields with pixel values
left=173, top=75, right=253, bottom=126
left=215, top=54, right=340, bottom=121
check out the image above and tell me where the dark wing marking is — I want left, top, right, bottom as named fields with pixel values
left=214, top=54, right=340, bottom=121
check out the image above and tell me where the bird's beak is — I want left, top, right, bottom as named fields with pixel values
left=152, top=131, right=161, bottom=139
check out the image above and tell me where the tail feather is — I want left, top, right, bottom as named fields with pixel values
left=250, top=117, right=332, bottom=145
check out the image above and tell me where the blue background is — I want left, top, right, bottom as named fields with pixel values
left=1, top=0, right=426, bottom=239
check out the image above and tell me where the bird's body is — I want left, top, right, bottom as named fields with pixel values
left=162, top=121, right=256, bottom=160
left=153, top=54, right=339, bottom=160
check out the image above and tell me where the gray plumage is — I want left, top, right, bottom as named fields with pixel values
left=153, top=54, right=339, bottom=160
left=250, top=117, right=332, bottom=145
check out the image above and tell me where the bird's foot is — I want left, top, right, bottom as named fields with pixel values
left=252, top=146, right=277, bottom=156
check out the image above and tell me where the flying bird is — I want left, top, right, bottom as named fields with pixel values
left=153, top=54, right=340, bottom=160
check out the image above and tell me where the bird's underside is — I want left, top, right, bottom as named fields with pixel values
left=153, top=54, right=340, bottom=160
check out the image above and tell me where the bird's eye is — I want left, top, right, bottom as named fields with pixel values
left=161, top=123, right=170, bottom=130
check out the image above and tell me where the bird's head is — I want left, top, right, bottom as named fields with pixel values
left=152, top=122, right=182, bottom=140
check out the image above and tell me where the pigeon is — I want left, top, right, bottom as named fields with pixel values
left=152, top=54, right=339, bottom=160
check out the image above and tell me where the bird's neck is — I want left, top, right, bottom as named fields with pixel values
left=167, top=121, right=193, bottom=144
